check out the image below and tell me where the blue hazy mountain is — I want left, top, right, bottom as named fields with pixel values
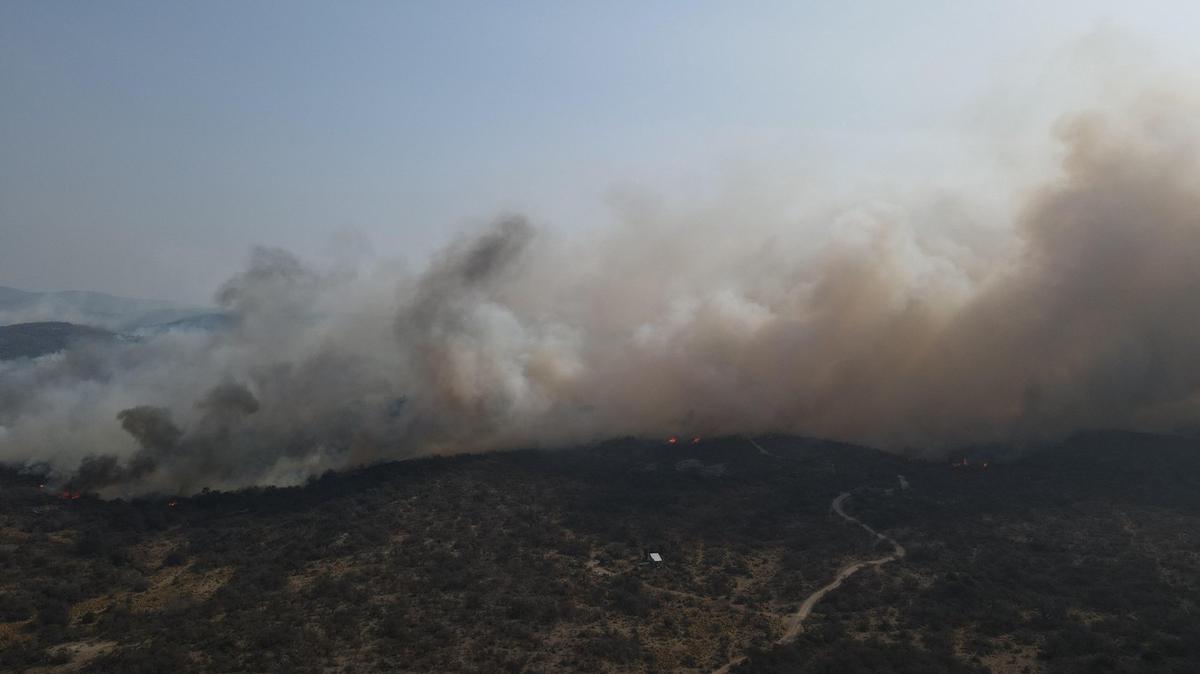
left=0, top=285, right=221, bottom=332
left=0, top=321, right=121, bottom=360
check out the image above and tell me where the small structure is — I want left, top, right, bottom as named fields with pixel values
left=648, top=552, right=663, bottom=565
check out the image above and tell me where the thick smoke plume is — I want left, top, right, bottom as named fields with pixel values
left=4, top=89, right=1200, bottom=494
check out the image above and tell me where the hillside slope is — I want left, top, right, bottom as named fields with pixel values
left=0, top=321, right=118, bottom=360
left=1, top=433, right=1198, bottom=673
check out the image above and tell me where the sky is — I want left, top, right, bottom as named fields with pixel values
left=3, top=1, right=1200, bottom=303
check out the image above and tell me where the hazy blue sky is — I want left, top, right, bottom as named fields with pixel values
left=3, top=1, right=1200, bottom=302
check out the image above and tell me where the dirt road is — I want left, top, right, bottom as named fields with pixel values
left=744, top=435, right=776, bottom=458
left=776, top=491, right=906, bottom=643
left=712, top=459, right=907, bottom=673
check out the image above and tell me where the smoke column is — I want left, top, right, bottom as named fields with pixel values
left=4, top=87, right=1200, bottom=494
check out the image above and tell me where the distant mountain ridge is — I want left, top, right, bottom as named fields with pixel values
left=0, top=285, right=220, bottom=331
left=131, top=312, right=238, bottom=336
left=0, top=321, right=120, bottom=360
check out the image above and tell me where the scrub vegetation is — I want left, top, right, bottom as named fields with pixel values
left=2, top=432, right=1199, bottom=673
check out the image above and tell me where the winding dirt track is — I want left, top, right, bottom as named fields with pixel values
left=744, top=436, right=776, bottom=457
left=713, top=441, right=907, bottom=673
left=776, top=491, right=906, bottom=643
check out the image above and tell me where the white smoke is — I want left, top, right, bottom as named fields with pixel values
left=5, top=51, right=1200, bottom=494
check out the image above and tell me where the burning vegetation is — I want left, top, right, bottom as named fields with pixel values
left=950, top=457, right=991, bottom=470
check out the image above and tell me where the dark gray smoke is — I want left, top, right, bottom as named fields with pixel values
left=118, top=406, right=183, bottom=452
left=4, top=89, right=1200, bottom=494
left=67, top=407, right=178, bottom=490
left=197, top=382, right=260, bottom=419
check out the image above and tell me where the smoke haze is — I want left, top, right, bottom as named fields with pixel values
left=4, top=85, right=1200, bottom=494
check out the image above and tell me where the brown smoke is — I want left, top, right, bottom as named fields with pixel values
left=4, top=88, right=1200, bottom=493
